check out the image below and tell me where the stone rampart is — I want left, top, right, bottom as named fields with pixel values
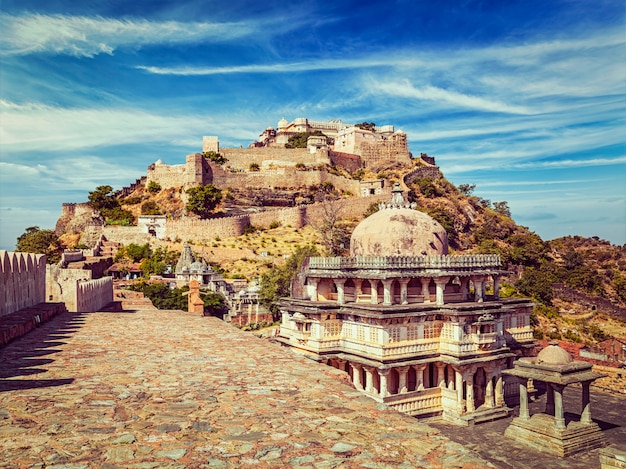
left=76, top=277, right=113, bottom=313
left=221, top=147, right=329, bottom=170
left=102, top=225, right=153, bottom=246
left=146, top=161, right=188, bottom=189
left=329, top=151, right=362, bottom=172
left=166, top=216, right=250, bottom=243
left=358, top=141, right=411, bottom=166
left=115, top=176, right=147, bottom=198
left=403, top=165, right=443, bottom=184
left=46, top=265, right=92, bottom=312
left=0, top=251, right=47, bottom=318
left=56, top=202, right=103, bottom=235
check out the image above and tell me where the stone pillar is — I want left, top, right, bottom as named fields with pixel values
left=399, top=279, right=410, bottom=305
left=581, top=381, right=592, bottom=424
left=460, top=277, right=470, bottom=300
left=378, top=369, right=390, bottom=398
left=423, top=363, right=431, bottom=389
left=308, top=278, right=319, bottom=301
left=370, top=280, right=379, bottom=304
left=545, top=383, right=555, bottom=415
left=334, top=279, right=346, bottom=305
left=335, top=358, right=347, bottom=372
left=485, top=377, right=495, bottom=408
left=382, top=279, right=393, bottom=306
left=397, top=366, right=410, bottom=393
left=434, top=277, right=449, bottom=306
left=473, top=277, right=485, bottom=303
left=421, top=278, right=431, bottom=303
left=436, top=362, right=446, bottom=388
left=455, top=369, right=464, bottom=413
left=493, top=275, right=501, bottom=299
left=466, top=370, right=476, bottom=413
left=364, top=366, right=375, bottom=394
left=553, top=384, right=566, bottom=430
left=413, top=364, right=426, bottom=391
left=350, top=363, right=363, bottom=390
left=354, top=279, right=363, bottom=301
left=495, top=375, right=504, bottom=406
left=519, top=379, right=530, bottom=420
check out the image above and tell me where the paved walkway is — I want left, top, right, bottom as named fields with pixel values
left=1, top=309, right=492, bottom=469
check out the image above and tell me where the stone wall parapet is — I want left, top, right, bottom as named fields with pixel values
left=76, top=277, right=113, bottom=313
left=0, top=250, right=47, bottom=318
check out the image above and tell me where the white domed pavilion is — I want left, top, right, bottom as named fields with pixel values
left=276, top=185, right=535, bottom=425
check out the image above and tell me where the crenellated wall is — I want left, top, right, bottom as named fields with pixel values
left=76, top=277, right=113, bottom=313
left=220, top=147, right=330, bottom=170
left=0, top=250, right=47, bottom=317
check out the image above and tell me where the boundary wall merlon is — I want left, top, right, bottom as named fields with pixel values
left=0, top=250, right=47, bottom=318
left=75, top=277, right=113, bottom=313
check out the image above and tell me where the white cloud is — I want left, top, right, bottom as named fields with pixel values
left=0, top=13, right=258, bottom=57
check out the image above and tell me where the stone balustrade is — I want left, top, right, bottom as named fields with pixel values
left=383, top=387, right=442, bottom=416
left=308, top=254, right=502, bottom=271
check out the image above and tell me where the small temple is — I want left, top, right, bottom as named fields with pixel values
left=277, top=183, right=535, bottom=425
left=503, top=342, right=607, bottom=456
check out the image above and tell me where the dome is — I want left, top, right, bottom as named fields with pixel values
left=536, top=343, right=573, bottom=365
left=350, top=183, right=448, bottom=257
left=277, top=117, right=288, bottom=129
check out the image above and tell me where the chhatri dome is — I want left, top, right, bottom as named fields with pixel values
left=535, top=342, right=574, bottom=365
left=350, top=183, right=448, bottom=257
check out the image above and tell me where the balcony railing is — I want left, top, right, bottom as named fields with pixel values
left=308, top=254, right=502, bottom=271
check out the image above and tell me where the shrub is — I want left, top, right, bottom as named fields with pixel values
left=269, top=220, right=281, bottom=229
left=249, top=163, right=260, bottom=171
left=147, top=180, right=161, bottom=193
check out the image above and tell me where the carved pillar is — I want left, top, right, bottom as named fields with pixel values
left=423, top=363, right=431, bottom=388
left=397, top=366, right=410, bottom=393
left=421, top=277, right=431, bottom=303
left=354, top=279, right=363, bottom=302
left=413, top=364, right=426, bottom=391
left=308, top=278, right=319, bottom=302
left=519, top=379, right=530, bottom=420
left=460, top=277, right=470, bottom=300
left=436, top=362, right=446, bottom=388
left=378, top=368, right=390, bottom=398
left=466, top=369, right=476, bottom=413
left=350, top=363, right=363, bottom=391
left=473, top=277, right=485, bottom=303
left=334, top=279, right=346, bottom=305
left=364, top=366, right=375, bottom=394
left=493, top=275, right=501, bottom=299
left=485, top=376, right=495, bottom=408
left=545, top=383, right=555, bottom=415
left=399, top=279, right=410, bottom=305
left=581, top=381, right=592, bottom=424
left=370, top=280, right=379, bottom=304
left=495, top=375, right=504, bottom=406
left=553, top=384, right=566, bottom=430
left=434, top=277, right=449, bottom=306
left=455, top=368, right=464, bottom=413
left=382, top=279, right=393, bottom=306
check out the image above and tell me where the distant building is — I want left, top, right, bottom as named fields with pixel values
left=277, top=184, right=535, bottom=425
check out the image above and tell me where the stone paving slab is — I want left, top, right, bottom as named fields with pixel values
left=0, top=309, right=493, bottom=468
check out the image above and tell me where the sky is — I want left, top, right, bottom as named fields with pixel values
left=1, top=0, right=625, bottom=251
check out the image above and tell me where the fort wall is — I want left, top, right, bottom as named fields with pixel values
left=115, top=176, right=147, bottom=198
left=221, top=147, right=329, bottom=170
left=0, top=251, right=47, bottom=318
left=76, top=277, right=113, bottom=313
left=56, top=203, right=103, bottom=235
left=403, top=165, right=443, bottom=185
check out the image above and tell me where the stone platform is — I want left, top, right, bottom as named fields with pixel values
left=0, top=307, right=493, bottom=468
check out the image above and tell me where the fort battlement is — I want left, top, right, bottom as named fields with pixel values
left=0, top=251, right=46, bottom=318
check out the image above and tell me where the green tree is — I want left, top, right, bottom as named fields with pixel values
left=203, top=151, right=228, bottom=165
left=202, top=292, right=228, bottom=317
left=259, top=245, right=319, bottom=312
left=515, top=266, right=555, bottom=305
left=355, top=121, right=376, bottom=132
left=126, top=282, right=188, bottom=310
left=146, top=181, right=161, bottom=193
left=249, top=163, right=260, bottom=171
left=458, top=184, right=476, bottom=196
left=493, top=201, right=511, bottom=218
left=141, top=200, right=162, bottom=215
left=88, top=185, right=118, bottom=211
left=185, top=185, right=223, bottom=218
left=16, top=226, right=62, bottom=264
left=285, top=130, right=328, bottom=149
left=87, top=185, right=134, bottom=225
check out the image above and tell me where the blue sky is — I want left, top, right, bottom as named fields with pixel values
left=1, top=0, right=625, bottom=250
